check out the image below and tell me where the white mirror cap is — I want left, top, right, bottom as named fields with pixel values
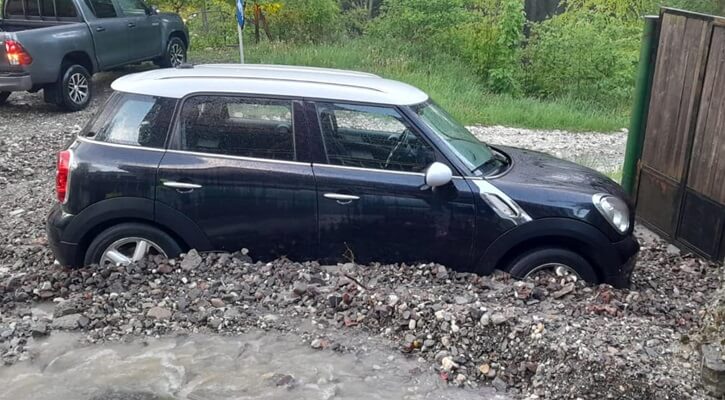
left=425, top=162, right=453, bottom=187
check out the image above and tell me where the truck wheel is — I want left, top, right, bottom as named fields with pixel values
left=506, top=247, right=599, bottom=284
left=0, top=92, right=9, bottom=105
left=158, top=37, right=186, bottom=68
left=57, top=64, right=92, bottom=112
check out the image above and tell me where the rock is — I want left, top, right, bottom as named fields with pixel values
left=146, top=307, right=172, bottom=320
left=51, top=313, right=87, bottom=330
left=180, top=249, right=202, bottom=271
left=491, top=312, right=508, bottom=325
left=311, top=338, right=328, bottom=349
left=441, top=356, right=458, bottom=371
left=30, top=321, right=49, bottom=337
left=292, top=281, right=308, bottom=296
left=552, top=283, right=575, bottom=299
left=702, top=344, right=725, bottom=397
left=492, top=376, right=507, bottom=392
left=435, top=265, right=448, bottom=280
left=454, top=295, right=470, bottom=305
left=157, top=264, right=173, bottom=274
left=210, top=298, right=225, bottom=308
left=53, top=301, right=81, bottom=318
left=408, top=319, right=416, bottom=330
left=479, top=363, right=490, bottom=375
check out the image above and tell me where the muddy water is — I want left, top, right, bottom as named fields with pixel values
left=0, top=331, right=508, bottom=400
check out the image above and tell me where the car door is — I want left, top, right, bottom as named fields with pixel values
left=115, top=0, right=162, bottom=61
left=308, top=101, right=477, bottom=269
left=83, top=0, right=129, bottom=69
left=156, top=94, right=317, bottom=261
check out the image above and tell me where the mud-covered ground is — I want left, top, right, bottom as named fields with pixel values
left=0, top=66, right=723, bottom=399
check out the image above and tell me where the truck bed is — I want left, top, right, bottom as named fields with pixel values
left=0, top=19, right=72, bottom=32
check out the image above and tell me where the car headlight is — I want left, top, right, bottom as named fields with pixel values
left=592, top=193, right=630, bottom=234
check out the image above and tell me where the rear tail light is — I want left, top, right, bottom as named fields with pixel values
left=56, top=150, right=72, bottom=203
left=5, top=39, right=32, bottom=66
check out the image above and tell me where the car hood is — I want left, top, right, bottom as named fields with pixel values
left=492, top=145, right=627, bottom=198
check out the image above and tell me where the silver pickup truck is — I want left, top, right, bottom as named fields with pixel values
left=0, top=0, right=188, bottom=111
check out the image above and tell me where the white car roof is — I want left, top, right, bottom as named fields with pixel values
left=110, top=64, right=430, bottom=106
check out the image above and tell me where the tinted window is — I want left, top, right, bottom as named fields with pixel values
left=315, top=103, right=436, bottom=172
left=5, top=0, right=25, bottom=16
left=84, top=93, right=174, bottom=148
left=26, top=0, right=40, bottom=16
left=84, top=0, right=116, bottom=17
left=54, top=0, right=76, bottom=17
left=117, top=0, right=146, bottom=15
left=178, top=96, right=296, bottom=161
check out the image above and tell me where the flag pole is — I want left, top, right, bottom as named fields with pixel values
left=238, top=24, right=244, bottom=63
left=236, top=0, right=245, bottom=63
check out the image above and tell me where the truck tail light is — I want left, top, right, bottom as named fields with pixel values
left=56, top=150, right=72, bottom=203
left=5, top=40, right=32, bottom=66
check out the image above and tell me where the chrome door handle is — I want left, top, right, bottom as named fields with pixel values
left=163, top=181, right=202, bottom=191
left=95, top=26, right=106, bottom=32
left=324, top=193, right=360, bottom=205
left=128, top=22, right=136, bottom=28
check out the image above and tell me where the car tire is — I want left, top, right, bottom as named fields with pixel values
left=506, top=247, right=598, bottom=284
left=84, top=222, right=183, bottom=266
left=56, top=64, right=92, bottom=112
left=157, top=37, right=187, bottom=68
left=0, top=91, right=10, bottom=105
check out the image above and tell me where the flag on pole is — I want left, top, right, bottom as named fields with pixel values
left=236, top=0, right=245, bottom=63
left=235, top=0, right=245, bottom=28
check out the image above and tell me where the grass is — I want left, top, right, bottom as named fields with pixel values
left=189, top=40, right=629, bottom=133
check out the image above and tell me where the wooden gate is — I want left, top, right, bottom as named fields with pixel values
left=636, top=8, right=725, bottom=261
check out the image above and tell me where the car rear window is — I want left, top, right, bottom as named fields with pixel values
left=5, top=0, right=78, bottom=18
left=82, top=92, right=176, bottom=149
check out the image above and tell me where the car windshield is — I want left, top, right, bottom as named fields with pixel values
left=411, top=101, right=497, bottom=175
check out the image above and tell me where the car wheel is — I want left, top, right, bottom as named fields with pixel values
left=84, top=223, right=183, bottom=267
left=506, top=247, right=598, bottom=284
left=158, top=37, right=187, bottom=68
left=57, top=64, right=92, bottom=111
left=0, top=91, right=10, bottom=105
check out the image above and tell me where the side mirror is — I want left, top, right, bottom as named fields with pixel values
left=424, top=162, right=453, bottom=188
left=148, top=5, right=159, bottom=15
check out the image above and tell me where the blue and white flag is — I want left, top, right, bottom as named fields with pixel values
left=235, top=0, right=245, bottom=29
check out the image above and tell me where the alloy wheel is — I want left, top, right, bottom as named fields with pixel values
left=169, top=43, right=185, bottom=67
left=67, top=73, right=89, bottom=105
left=100, top=237, right=166, bottom=266
left=523, top=262, right=582, bottom=281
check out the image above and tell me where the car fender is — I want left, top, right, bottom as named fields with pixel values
left=476, top=217, right=621, bottom=276
left=60, top=197, right=211, bottom=251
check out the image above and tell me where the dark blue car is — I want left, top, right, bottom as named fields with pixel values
left=46, top=64, right=639, bottom=287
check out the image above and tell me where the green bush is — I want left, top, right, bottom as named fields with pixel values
left=269, top=0, right=341, bottom=42
left=522, top=11, right=641, bottom=108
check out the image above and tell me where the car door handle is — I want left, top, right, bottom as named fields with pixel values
left=324, top=193, right=360, bottom=205
left=95, top=26, right=106, bottom=32
left=127, top=22, right=136, bottom=28
left=163, top=181, right=202, bottom=192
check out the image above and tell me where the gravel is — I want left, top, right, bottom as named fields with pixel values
left=0, top=67, right=723, bottom=399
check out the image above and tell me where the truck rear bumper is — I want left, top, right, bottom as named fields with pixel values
left=0, top=73, right=32, bottom=91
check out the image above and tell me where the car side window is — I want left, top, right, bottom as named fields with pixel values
left=116, top=0, right=147, bottom=15
left=315, top=103, right=436, bottom=173
left=84, top=0, right=117, bottom=18
left=177, top=96, right=296, bottom=161
left=84, top=93, right=174, bottom=148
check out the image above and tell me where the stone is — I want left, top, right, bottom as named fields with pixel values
left=491, top=312, right=508, bottom=325
left=454, top=295, right=470, bottom=305
left=180, top=249, right=202, bottom=271
left=210, top=298, right=225, bottom=308
left=441, top=356, right=458, bottom=371
left=147, top=307, right=172, bottom=320
left=492, top=376, right=507, bottom=392
left=51, top=313, right=87, bottom=330
left=292, top=281, right=308, bottom=296
left=53, top=301, right=81, bottom=318
left=702, top=344, right=725, bottom=397
left=157, top=264, right=173, bottom=274
left=553, top=283, right=575, bottom=299
left=30, top=321, right=49, bottom=337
